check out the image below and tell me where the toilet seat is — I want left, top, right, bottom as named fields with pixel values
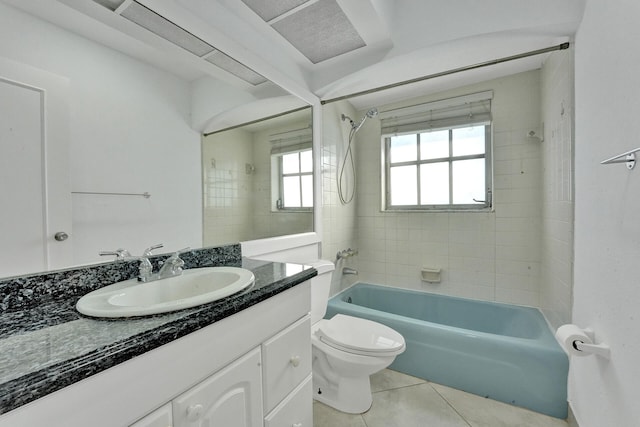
left=314, top=314, right=405, bottom=356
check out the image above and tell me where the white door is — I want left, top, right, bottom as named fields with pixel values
left=0, top=56, right=71, bottom=277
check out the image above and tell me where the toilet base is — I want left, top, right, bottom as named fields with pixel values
left=312, top=372, right=373, bottom=414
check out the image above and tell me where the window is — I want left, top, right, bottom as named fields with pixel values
left=274, top=148, right=313, bottom=209
left=381, top=92, right=493, bottom=211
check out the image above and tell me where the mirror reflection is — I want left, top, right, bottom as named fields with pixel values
left=0, top=1, right=314, bottom=280
left=202, top=108, right=313, bottom=247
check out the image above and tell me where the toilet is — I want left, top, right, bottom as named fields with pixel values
left=309, top=260, right=405, bottom=414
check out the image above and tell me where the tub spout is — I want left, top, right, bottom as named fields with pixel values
left=343, top=267, right=358, bottom=275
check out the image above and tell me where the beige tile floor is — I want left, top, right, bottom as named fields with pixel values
left=313, top=369, right=568, bottom=427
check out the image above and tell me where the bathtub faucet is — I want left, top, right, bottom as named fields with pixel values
left=336, top=248, right=358, bottom=262
left=343, top=267, right=358, bottom=275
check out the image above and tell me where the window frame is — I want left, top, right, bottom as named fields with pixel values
left=273, top=148, right=313, bottom=212
left=383, top=124, right=493, bottom=211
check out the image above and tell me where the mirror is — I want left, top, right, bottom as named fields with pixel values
left=202, top=107, right=314, bottom=247
left=0, top=1, right=313, bottom=280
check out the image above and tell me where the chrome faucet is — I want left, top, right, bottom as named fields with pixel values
left=137, top=245, right=190, bottom=283
left=157, top=247, right=190, bottom=279
left=137, top=244, right=164, bottom=282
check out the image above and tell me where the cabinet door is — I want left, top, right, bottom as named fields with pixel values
left=130, top=403, right=172, bottom=427
left=173, top=348, right=263, bottom=427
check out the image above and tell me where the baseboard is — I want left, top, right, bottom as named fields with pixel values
left=567, top=403, right=580, bottom=427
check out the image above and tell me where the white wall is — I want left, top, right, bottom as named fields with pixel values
left=202, top=118, right=313, bottom=247
left=202, top=128, right=254, bottom=246
left=540, top=49, right=575, bottom=330
left=571, top=0, right=640, bottom=425
left=251, top=123, right=313, bottom=239
left=352, top=71, right=543, bottom=307
left=321, top=101, right=359, bottom=296
left=0, top=3, right=202, bottom=264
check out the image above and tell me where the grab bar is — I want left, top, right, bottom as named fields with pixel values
left=600, top=147, right=640, bottom=170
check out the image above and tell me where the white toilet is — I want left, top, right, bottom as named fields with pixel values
left=309, top=260, right=406, bottom=414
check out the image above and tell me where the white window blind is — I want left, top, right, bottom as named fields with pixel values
left=270, top=127, right=312, bottom=155
left=379, top=91, right=493, bottom=136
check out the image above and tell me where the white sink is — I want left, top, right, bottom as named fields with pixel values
left=76, top=267, right=255, bottom=318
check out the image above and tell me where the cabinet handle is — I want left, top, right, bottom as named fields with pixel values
left=289, top=355, right=301, bottom=367
left=186, top=404, right=204, bottom=422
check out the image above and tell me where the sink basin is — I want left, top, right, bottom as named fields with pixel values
left=76, top=267, right=255, bottom=318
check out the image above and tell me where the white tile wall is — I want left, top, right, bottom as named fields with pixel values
left=202, top=121, right=312, bottom=247
left=202, top=128, right=255, bottom=246
left=351, top=70, right=544, bottom=306
left=540, top=48, right=574, bottom=329
left=321, top=102, right=359, bottom=296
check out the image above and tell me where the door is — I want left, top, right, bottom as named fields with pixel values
left=0, top=56, right=71, bottom=277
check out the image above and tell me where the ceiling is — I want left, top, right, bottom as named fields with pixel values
left=2, top=0, right=586, bottom=110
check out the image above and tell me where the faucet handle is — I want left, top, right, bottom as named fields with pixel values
left=170, top=247, right=191, bottom=258
left=142, top=243, right=163, bottom=257
left=99, top=248, right=132, bottom=261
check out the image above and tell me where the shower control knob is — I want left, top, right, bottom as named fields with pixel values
left=54, top=231, right=69, bottom=241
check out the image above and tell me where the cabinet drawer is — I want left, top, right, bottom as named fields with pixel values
left=264, top=375, right=312, bottom=427
left=262, top=315, right=311, bottom=413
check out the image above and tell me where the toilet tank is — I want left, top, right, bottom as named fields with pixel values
left=309, top=260, right=335, bottom=324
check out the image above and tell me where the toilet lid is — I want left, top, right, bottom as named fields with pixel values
left=315, top=314, right=405, bottom=355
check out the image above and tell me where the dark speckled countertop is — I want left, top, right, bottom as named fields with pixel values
left=0, top=245, right=316, bottom=415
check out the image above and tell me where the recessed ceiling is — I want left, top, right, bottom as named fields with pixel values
left=95, top=0, right=268, bottom=86
left=120, top=1, right=214, bottom=57
left=3, top=0, right=587, bottom=109
left=242, top=0, right=366, bottom=64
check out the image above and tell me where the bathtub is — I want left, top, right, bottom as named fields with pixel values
left=325, top=283, right=569, bottom=419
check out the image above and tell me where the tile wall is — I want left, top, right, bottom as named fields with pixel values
left=540, top=49, right=574, bottom=329
left=321, top=102, right=360, bottom=296
left=351, top=70, right=545, bottom=306
left=202, top=121, right=312, bottom=247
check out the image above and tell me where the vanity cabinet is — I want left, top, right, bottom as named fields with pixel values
left=130, top=316, right=312, bottom=427
left=172, top=348, right=263, bottom=427
left=130, top=403, right=172, bottom=427
left=262, top=315, right=311, bottom=414
left=0, top=281, right=311, bottom=427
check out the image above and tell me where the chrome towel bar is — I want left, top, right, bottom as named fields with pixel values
left=600, top=147, right=640, bottom=170
left=72, top=191, right=151, bottom=198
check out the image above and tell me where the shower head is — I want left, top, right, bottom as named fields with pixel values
left=342, top=107, right=378, bottom=133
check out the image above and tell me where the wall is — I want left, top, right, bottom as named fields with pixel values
left=251, top=121, right=313, bottom=239
left=353, top=71, right=543, bottom=307
left=202, top=128, right=255, bottom=246
left=571, top=0, right=640, bottom=425
left=321, top=101, right=360, bottom=296
left=0, top=3, right=202, bottom=265
left=540, top=49, right=575, bottom=330
left=202, top=119, right=313, bottom=246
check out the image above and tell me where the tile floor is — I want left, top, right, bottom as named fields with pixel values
left=313, top=369, right=568, bottom=427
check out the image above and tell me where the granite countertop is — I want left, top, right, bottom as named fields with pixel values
left=0, top=257, right=316, bottom=415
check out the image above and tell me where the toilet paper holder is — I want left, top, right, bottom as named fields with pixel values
left=572, top=328, right=611, bottom=359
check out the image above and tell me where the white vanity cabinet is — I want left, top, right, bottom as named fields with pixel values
left=0, top=281, right=311, bottom=427
left=130, top=403, right=172, bottom=427
left=172, top=348, right=263, bottom=427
